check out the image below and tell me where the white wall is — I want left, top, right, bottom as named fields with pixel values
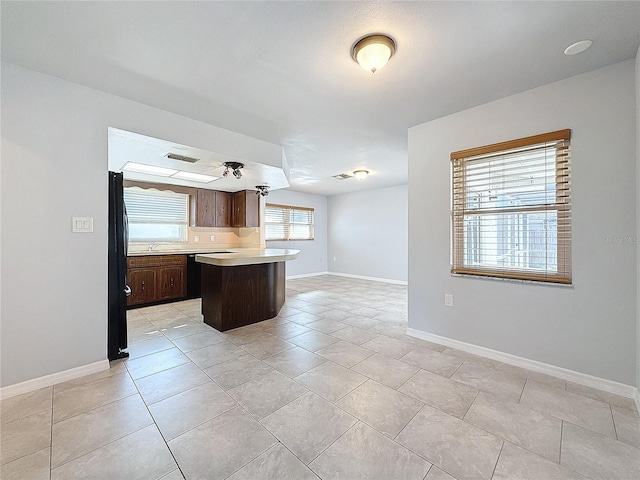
left=0, top=62, right=282, bottom=387
left=409, top=61, right=637, bottom=386
left=328, top=185, right=408, bottom=283
left=266, top=189, right=328, bottom=277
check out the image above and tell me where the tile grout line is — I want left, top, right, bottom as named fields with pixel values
left=128, top=361, right=188, bottom=480
left=609, top=404, right=619, bottom=440
left=393, top=404, right=426, bottom=442
left=306, top=420, right=362, bottom=468
left=489, top=441, right=505, bottom=479
left=394, top=367, right=422, bottom=392
left=49, top=386, right=53, bottom=480
left=517, top=377, right=528, bottom=404
left=559, top=420, right=564, bottom=466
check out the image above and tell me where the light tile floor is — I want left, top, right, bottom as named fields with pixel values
left=1, top=275, right=639, bottom=480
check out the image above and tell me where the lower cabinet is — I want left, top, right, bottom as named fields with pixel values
left=127, top=255, right=187, bottom=307
left=158, top=266, right=185, bottom=300
left=128, top=268, right=157, bottom=306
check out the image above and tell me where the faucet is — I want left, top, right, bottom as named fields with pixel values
left=148, top=242, right=161, bottom=251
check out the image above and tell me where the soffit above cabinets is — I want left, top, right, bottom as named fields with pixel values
left=108, top=128, right=290, bottom=192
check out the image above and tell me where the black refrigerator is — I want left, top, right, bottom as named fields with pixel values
left=108, top=171, right=131, bottom=360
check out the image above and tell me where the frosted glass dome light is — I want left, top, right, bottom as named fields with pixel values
left=352, top=34, right=396, bottom=74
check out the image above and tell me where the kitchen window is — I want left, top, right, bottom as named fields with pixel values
left=265, top=204, right=314, bottom=241
left=124, top=187, right=189, bottom=242
left=451, top=129, right=571, bottom=284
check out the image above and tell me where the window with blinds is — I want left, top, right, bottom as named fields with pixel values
left=124, top=187, right=189, bottom=242
left=265, top=203, right=315, bottom=241
left=451, top=129, right=571, bottom=284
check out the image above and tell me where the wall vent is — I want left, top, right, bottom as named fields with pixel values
left=166, top=153, right=200, bottom=163
left=332, top=173, right=353, bottom=180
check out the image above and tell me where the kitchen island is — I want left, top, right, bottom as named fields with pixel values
left=196, top=249, right=300, bottom=331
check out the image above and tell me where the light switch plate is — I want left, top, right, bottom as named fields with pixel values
left=72, top=217, right=93, bottom=233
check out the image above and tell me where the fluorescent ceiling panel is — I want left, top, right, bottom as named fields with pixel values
left=122, top=161, right=178, bottom=177
left=171, top=171, right=219, bottom=183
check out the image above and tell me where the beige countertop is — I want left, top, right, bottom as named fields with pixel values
left=128, top=247, right=243, bottom=257
left=195, top=248, right=300, bottom=266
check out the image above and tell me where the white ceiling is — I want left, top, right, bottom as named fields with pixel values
left=2, top=1, right=639, bottom=196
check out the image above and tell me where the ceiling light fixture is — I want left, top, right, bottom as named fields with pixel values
left=353, top=169, right=369, bottom=180
left=171, top=171, right=219, bottom=183
left=564, top=40, right=592, bottom=56
left=222, top=161, right=244, bottom=179
left=351, top=34, right=396, bottom=73
left=122, top=162, right=178, bottom=177
left=255, top=185, right=269, bottom=197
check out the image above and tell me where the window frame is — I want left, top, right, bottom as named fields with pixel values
left=124, top=187, right=189, bottom=243
left=265, top=203, right=315, bottom=241
left=450, top=129, right=571, bottom=284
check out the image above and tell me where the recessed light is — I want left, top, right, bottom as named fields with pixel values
left=564, top=40, right=592, bottom=56
left=171, top=171, right=219, bottom=183
left=122, top=162, right=178, bottom=176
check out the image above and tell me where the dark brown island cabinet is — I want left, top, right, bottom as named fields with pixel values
left=196, top=249, right=300, bottom=331
left=127, top=255, right=187, bottom=307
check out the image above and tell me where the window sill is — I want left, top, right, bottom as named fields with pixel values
left=451, top=273, right=574, bottom=288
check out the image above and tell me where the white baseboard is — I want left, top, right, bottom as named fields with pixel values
left=0, top=360, right=110, bottom=400
left=287, top=271, right=330, bottom=280
left=407, top=328, right=640, bottom=402
left=327, top=271, right=408, bottom=286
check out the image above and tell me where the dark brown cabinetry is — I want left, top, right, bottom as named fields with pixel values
left=196, top=189, right=232, bottom=227
left=158, top=266, right=185, bottom=300
left=128, top=268, right=157, bottom=306
left=196, top=189, right=216, bottom=227
left=215, top=191, right=232, bottom=227
left=233, top=190, right=259, bottom=227
left=127, top=255, right=187, bottom=307
left=196, top=188, right=257, bottom=228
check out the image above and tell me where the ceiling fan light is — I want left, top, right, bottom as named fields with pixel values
left=352, top=34, right=396, bottom=73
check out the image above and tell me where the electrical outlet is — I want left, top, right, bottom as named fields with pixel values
left=333, top=257, right=336, bottom=261
left=444, top=294, right=454, bottom=307
left=210, top=235, right=216, bottom=242
left=194, top=235, right=200, bottom=242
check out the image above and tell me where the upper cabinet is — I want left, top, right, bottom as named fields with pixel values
left=233, top=190, right=259, bottom=227
left=215, top=191, right=232, bottom=227
left=196, top=189, right=232, bottom=227
left=196, top=188, right=256, bottom=227
left=196, top=189, right=217, bottom=227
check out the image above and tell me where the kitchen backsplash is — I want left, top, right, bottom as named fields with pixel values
left=128, top=226, right=262, bottom=253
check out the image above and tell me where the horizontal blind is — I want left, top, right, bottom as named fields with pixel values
left=265, top=203, right=314, bottom=241
left=451, top=129, right=571, bottom=284
left=289, top=207, right=314, bottom=240
left=124, top=188, right=189, bottom=224
left=265, top=204, right=288, bottom=241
